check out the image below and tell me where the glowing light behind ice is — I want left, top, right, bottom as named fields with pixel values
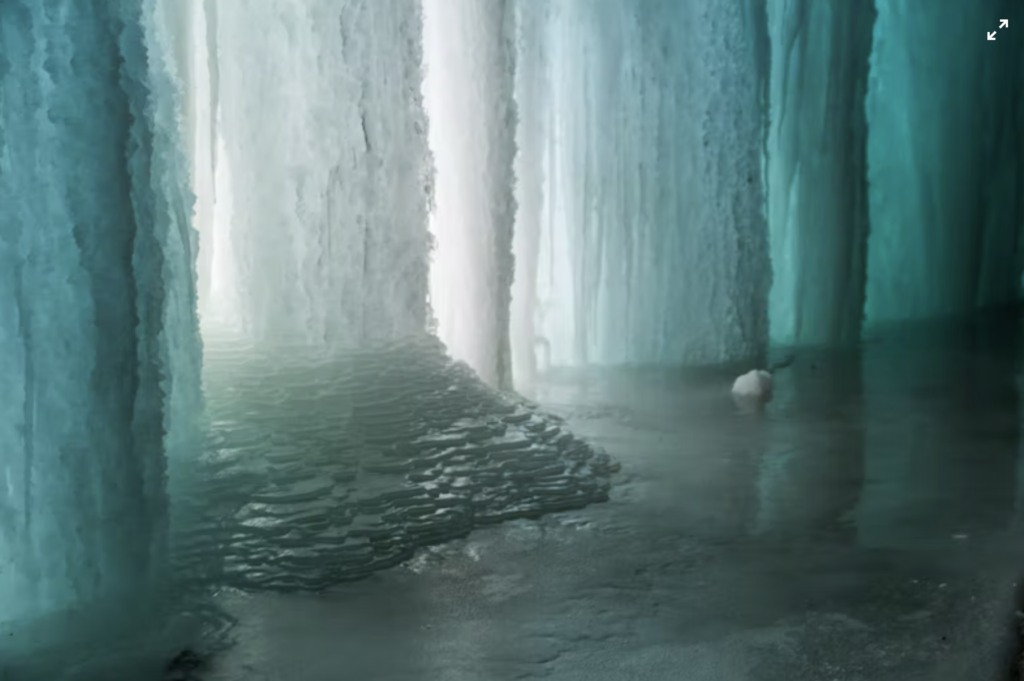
left=195, top=0, right=433, bottom=346
left=509, top=0, right=550, bottom=394
left=184, top=0, right=217, bottom=320
left=422, top=0, right=517, bottom=388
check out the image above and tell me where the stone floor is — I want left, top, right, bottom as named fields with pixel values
left=206, top=314, right=1024, bottom=681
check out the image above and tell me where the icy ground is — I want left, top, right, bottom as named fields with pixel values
left=203, top=315, right=1024, bottom=681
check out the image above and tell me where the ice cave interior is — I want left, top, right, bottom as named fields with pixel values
left=1, top=0, right=1024, bottom=679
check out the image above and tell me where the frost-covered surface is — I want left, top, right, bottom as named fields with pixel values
left=865, top=0, right=1024, bottom=324
left=178, top=332, right=617, bottom=594
left=194, top=0, right=433, bottom=345
left=531, top=0, right=771, bottom=367
left=423, top=0, right=518, bottom=389
left=0, top=0, right=203, bottom=665
left=765, top=0, right=875, bottom=346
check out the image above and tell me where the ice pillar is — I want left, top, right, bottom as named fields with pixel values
left=0, top=0, right=202, bottom=646
left=765, top=0, right=876, bottom=346
left=537, top=0, right=771, bottom=367
left=201, top=0, right=433, bottom=349
left=865, top=0, right=1024, bottom=323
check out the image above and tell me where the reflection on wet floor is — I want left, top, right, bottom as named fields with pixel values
left=209, top=311, right=1024, bottom=681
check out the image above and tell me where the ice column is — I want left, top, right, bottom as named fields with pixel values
left=765, top=0, right=876, bottom=346
left=0, top=0, right=202, bottom=642
left=865, top=0, right=1024, bottom=323
left=423, top=0, right=518, bottom=388
left=537, top=0, right=771, bottom=367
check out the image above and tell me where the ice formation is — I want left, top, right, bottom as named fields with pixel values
left=188, top=335, right=616, bottom=593
left=529, top=0, right=772, bottom=367
left=423, top=0, right=518, bottom=389
left=0, top=0, right=203, bottom=661
left=864, top=0, right=1024, bottom=324
left=509, top=0, right=549, bottom=394
left=3, top=0, right=1024, bottom=677
left=764, top=0, right=876, bottom=346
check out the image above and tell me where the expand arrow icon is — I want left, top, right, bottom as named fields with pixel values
left=1000, top=19, right=1008, bottom=28
left=988, top=30, right=997, bottom=40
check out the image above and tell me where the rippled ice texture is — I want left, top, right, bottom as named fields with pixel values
left=179, top=333, right=619, bottom=596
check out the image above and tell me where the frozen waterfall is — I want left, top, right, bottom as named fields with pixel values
left=865, top=0, right=1024, bottom=324
left=530, top=0, right=772, bottom=367
left=423, top=0, right=518, bottom=389
left=193, top=0, right=433, bottom=344
left=764, top=0, right=875, bottom=346
left=2, top=0, right=1024, bottom=677
left=0, top=0, right=205, bottom=670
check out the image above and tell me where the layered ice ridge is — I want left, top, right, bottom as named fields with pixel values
left=174, top=332, right=619, bottom=593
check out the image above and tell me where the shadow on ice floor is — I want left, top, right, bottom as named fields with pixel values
left=207, top=311, right=1024, bottom=681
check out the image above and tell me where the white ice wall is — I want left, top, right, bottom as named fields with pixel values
left=198, top=0, right=433, bottom=349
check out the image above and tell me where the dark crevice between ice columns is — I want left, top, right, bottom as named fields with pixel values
left=174, top=335, right=619, bottom=594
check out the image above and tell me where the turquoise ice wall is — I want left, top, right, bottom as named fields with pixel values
left=864, top=0, right=1024, bottom=324
left=765, top=0, right=1024, bottom=346
left=764, top=0, right=876, bottom=346
left=0, top=0, right=203, bottom=647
